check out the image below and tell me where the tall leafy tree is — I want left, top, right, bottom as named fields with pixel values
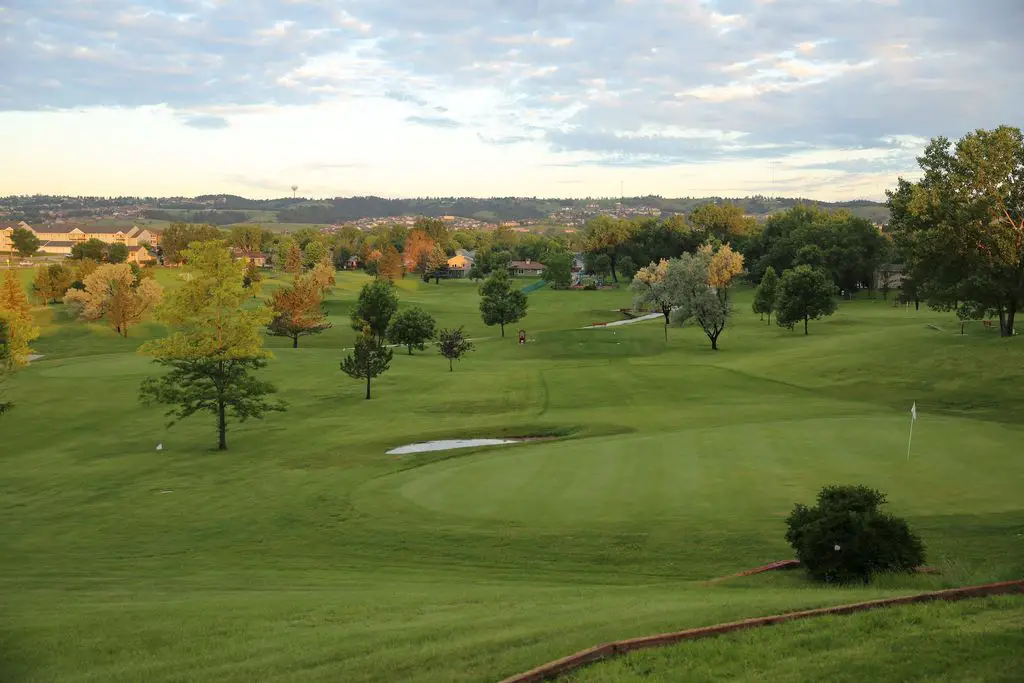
left=341, top=328, right=393, bottom=399
left=402, top=229, right=437, bottom=273
left=752, top=265, right=779, bottom=323
left=266, top=274, right=332, bottom=348
left=351, top=278, right=399, bottom=343
left=303, top=240, right=328, bottom=269
left=0, top=269, right=34, bottom=320
left=688, top=202, right=758, bottom=245
left=541, top=253, right=572, bottom=289
left=160, top=222, right=222, bottom=265
left=242, top=260, right=264, bottom=298
left=309, top=260, right=336, bottom=295
left=139, top=241, right=285, bottom=451
left=377, top=244, right=405, bottom=281
left=438, top=326, right=475, bottom=372
left=387, top=306, right=437, bottom=355
left=33, top=263, right=74, bottom=304
left=0, top=318, right=13, bottom=416
left=479, top=268, right=528, bottom=337
left=0, top=307, right=40, bottom=367
left=107, top=242, right=129, bottom=264
left=888, top=126, right=1024, bottom=337
left=775, top=265, right=838, bottom=335
left=11, top=227, right=40, bottom=258
left=70, top=238, right=108, bottom=262
left=584, top=215, right=635, bottom=282
left=670, top=245, right=744, bottom=351
left=284, top=242, right=304, bottom=275
left=64, top=263, right=163, bottom=337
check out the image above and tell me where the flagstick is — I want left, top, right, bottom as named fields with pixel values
left=906, top=414, right=915, bottom=461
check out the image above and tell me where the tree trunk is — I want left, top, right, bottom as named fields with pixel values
left=767, top=311, right=771, bottom=325
left=292, top=336, right=298, bottom=348
left=914, top=298, right=920, bottom=310
left=1002, top=302, right=1016, bottom=338
left=408, top=345, right=413, bottom=355
left=609, top=254, right=618, bottom=283
left=710, top=334, right=719, bottom=351
left=217, top=400, right=227, bottom=450
left=365, top=374, right=371, bottom=400
left=500, top=322, right=505, bottom=337
left=804, top=316, right=809, bottom=335
left=449, top=358, right=453, bottom=372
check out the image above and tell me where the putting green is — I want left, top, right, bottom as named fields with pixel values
left=381, top=416, right=1024, bottom=526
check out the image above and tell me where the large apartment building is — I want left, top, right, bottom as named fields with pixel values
left=0, top=223, right=159, bottom=264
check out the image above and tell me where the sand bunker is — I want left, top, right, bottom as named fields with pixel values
left=386, top=438, right=524, bottom=455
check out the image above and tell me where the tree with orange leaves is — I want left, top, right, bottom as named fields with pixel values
left=266, top=273, right=332, bottom=348
left=377, top=244, right=405, bottom=281
left=402, top=229, right=437, bottom=273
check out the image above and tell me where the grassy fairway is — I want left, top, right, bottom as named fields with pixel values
left=2, top=271, right=1023, bottom=682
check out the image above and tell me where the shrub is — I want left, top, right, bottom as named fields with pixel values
left=785, top=484, right=925, bottom=583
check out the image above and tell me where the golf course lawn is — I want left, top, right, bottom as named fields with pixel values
left=2, top=269, right=1022, bottom=682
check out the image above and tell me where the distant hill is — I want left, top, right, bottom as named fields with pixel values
left=1, top=194, right=889, bottom=226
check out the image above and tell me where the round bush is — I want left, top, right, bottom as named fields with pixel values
left=784, top=484, right=925, bottom=583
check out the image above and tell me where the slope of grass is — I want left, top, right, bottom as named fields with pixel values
left=567, top=596, right=1024, bottom=683
left=2, top=272, right=1022, bottom=682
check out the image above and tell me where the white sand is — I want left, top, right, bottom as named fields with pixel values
left=386, top=438, right=522, bottom=455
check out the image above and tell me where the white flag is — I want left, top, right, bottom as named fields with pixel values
left=910, top=402, right=917, bottom=421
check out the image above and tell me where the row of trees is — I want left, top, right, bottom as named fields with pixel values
left=752, top=265, right=838, bottom=334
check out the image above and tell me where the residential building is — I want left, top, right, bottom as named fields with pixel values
left=509, top=259, right=545, bottom=276
left=3, top=222, right=156, bottom=263
left=447, top=249, right=476, bottom=278
left=232, top=249, right=267, bottom=267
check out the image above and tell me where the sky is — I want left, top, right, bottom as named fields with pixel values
left=1, top=0, right=1020, bottom=201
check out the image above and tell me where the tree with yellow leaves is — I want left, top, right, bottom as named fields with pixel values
left=64, top=263, right=163, bottom=338
left=402, top=229, right=437, bottom=273
left=0, top=270, right=40, bottom=412
left=377, top=244, right=405, bottom=281
left=630, top=258, right=687, bottom=342
left=139, top=241, right=285, bottom=450
left=33, top=263, right=74, bottom=304
left=309, top=260, right=336, bottom=295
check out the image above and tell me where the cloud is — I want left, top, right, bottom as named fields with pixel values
left=180, top=115, right=230, bottom=130
left=406, top=115, right=461, bottom=129
left=3, top=0, right=1022, bottom=181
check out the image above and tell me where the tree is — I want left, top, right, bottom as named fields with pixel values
left=438, top=326, right=475, bottom=371
left=70, top=258, right=99, bottom=289
left=785, top=485, right=925, bottom=583
left=592, top=253, right=612, bottom=279
left=0, top=269, right=33, bottom=319
left=631, top=259, right=684, bottom=341
left=402, top=229, right=437, bottom=273
left=387, top=306, right=437, bottom=354
left=0, top=309, right=40, bottom=368
left=157, top=222, right=222, bottom=265
left=775, top=265, right=838, bottom=335
left=541, top=253, right=572, bottom=289
left=266, top=274, right=332, bottom=348
left=377, top=244, right=405, bottom=281
left=303, top=240, right=328, bottom=269
left=11, top=227, right=40, bottom=258
left=584, top=215, right=635, bottom=282
left=107, top=242, right=129, bottom=264
left=0, top=318, right=13, bottom=416
left=414, top=216, right=451, bottom=251
left=618, top=255, right=637, bottom=280
left=688, top=202, right=758, bottom=245
left=70, top=238, right=108, bottom=262
left=33, top=263, right=74, bottom=304
left=887, top=126, right=1024, bottom=337
left=309, top=260, right=336, bottom=295
left=479, top=268, right=528, bottom=337
left=230, top=225, right=267, bottom=257
left=341, top=328, right=393, bottom=399
left=284, top=242, right=303, bottom=275
left=139, top=241, right=285, bottom=450
left=351, top=278, right=399, bottom=343
left=468, top=264, right=484, bottom=281
left=424, top=245, right=448, bottom=284
left=242, top=260, right=264, bottom=298
left=64, top=263, right=163, bottom=337
left=752, top=265, right=779, bottom=324
left=671, top=245, right=743, bottom=351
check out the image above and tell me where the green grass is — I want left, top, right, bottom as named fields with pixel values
left=2, top=272, right=1022, bottom=682
left=567, top=596, right=1024, bottom=682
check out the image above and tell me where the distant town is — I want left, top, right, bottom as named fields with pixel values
left=0, top=193, right=891, bottom=236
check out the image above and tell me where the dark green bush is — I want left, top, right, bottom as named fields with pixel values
left=785, top=484, right=925, bottom=583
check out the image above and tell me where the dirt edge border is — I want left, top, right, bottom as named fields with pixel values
left=497, top=578, right=1024, bottom=683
